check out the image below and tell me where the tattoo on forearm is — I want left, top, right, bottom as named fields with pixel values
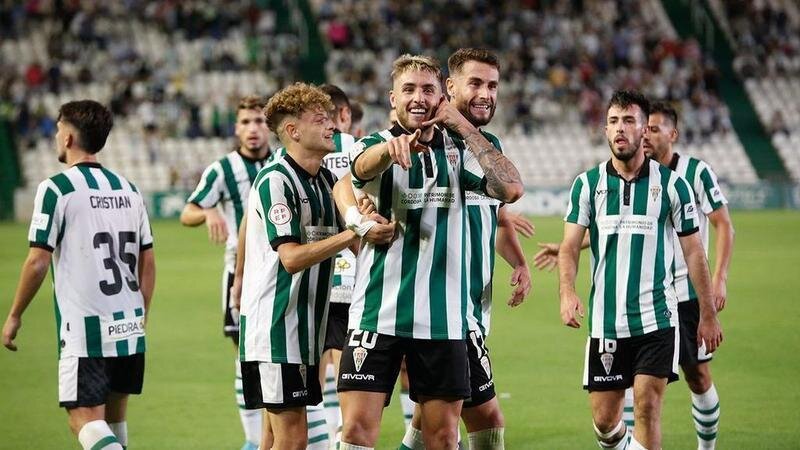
left=464, top=131, right=522, bottom=199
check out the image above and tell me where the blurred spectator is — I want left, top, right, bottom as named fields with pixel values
left=315, top=0, right=734, bottom=139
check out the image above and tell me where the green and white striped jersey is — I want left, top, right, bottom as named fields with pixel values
left=668, top=153, right=728, bottom=303
left=464, top=130, right=503, bottom=336
left=348, top=124, right=487, bottom=340
left=564, top=158, right=700, bottom=339
left=187, top=150, right=270, bottom=270
left=28, top=162, right=153, bottom=359
left=271, top=132, right=358, bottom=303
left=239, top=154, right=341, bottom=365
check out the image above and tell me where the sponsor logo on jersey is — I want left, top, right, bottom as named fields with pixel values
left=397, top=187, right=457, bottom=209
left=104, top=317, right=146, bottom=342
left=353, top=346, right=368, bottom=372
left=324, top=155, right=350, bottom=169
left=305, top=226, right=337, bottom=243
left=268, top=203, right=292, bottom=225
left=594, top=374, right=624, bottom=382
left=600, top=352, right=614, bottom=375
left=292, top=389, right=309, bottom=398
left=31, top=213, right=49, bottom=230
left=684, top=203, right=698, bottom=221
left=598, top=215, right=657, bottom=236
left=340, top=373, right=376, bottom=381
left=711, top=187, right=724, bottom=203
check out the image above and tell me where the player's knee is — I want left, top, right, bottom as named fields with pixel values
left=683, top=366, right=712, bottom=394
left=463, top=400, right=505, bottom=431
left=633, top=396, right=660, bottom=425
left=423, top=425, right=459, bottom=450
left=341, top=418, right=378, bottom=446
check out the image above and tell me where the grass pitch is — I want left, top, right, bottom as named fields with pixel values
left=1, top=210, right=798, bottom=449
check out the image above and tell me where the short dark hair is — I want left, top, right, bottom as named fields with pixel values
left=57, top=100, right=114, bottom=154
left=237, top=95, right=268, bottom=112
left=607, top=90, right=650, bottom=122
left=350, top=101, right=364, bottom=124
left=448, top=48, right=501, bottom=75
left=649, top=100, right=679, bottom=128
left=319, top=84, right=350, bottom=110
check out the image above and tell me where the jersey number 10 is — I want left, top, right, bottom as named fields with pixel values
left=93, top=231, right=140, bottom=296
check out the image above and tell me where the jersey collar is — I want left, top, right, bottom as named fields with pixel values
left=668, top=152, right=680, bottom=171
left=605, top=157, right=650, bottom=182
left=283, top=153, right=316, bottom=180
left=73, top=161, right=102, bottom=168
left=237, top=149, right=270, bottom=164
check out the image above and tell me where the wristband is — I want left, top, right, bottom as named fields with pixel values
left=345, top=206, right=377, bottom=237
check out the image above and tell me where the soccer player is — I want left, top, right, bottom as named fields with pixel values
left=399, top=48, right=532, bottom=450
left=318, top=83, right=359, bottom=446
left=533, top=101, right=734, bottom=449
left=237, top=83, right=391, bottom=450
left=179, top=96, right=271, bottom=450
left=640, top=101, right=733, bottom=449
left=558, top=90, right=722, bottom=450
left=231, top=85, right=377, bottom=448
left=2, top=100, right=156, bottom=450
left=337, top=54, right=523, bottom=450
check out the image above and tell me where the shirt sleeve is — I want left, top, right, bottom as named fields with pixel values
left=138, top=194, right=154, bottom=250
left=563, top=174, right=590, bottom=227
left=28, top=180, right=62, bottom=252
left=350, top=135, right=386, bottom=189
left=460, top=146, right=488, bottom=193
left=187, top=163, right=223, bottom=208
left=670, top=174, right=700, bottom=236
left=696, top=162, right=728, bottom=215
left=258, top=173, right=302, bottom=250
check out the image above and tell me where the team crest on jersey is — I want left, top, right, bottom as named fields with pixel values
left=445, top=149, right=459, bottom=170
left=353, top=346, right=368, bottom=372
left=299, top=364, right=307, bottom=387
left=480, top=355, right=492, bottom=379
left=268, top=203, right=292, bottom=225
left=600, top=353, right=614, bottom=375
left=650, top=186, right=661, bottom=202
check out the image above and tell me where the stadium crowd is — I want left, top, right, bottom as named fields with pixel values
left=315, top=0, right=733, bottom=142
left=1, top=0, right=738, bottom=150
left=722, top=0, right=800, bottom=79
left=0, top=0, right=299, bottom=147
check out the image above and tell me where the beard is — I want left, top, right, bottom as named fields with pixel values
left=608, top=140, right=639, bottom=162
left=57, top=151, right=66, bottom=163
left=457, top=99, right=495, bottom=127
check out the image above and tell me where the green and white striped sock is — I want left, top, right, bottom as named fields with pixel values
left=399, top=426, right=424, bottom=450
left=399, top=391, right=414, bottom=429
left=692, top=384, right=720, bottom=450
left=78, top=420, right=123, bottom=450
left=307, top=402, right=330, bottom=449
left=108, top=422, right=127, bottom=450
left=623, top=388, right=635, bottom=430
left=322, top=364, right=342, bottom=447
